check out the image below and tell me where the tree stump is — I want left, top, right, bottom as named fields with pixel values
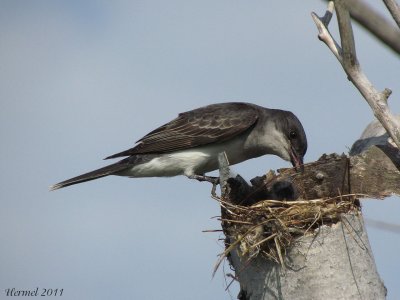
left=217, top=143, right=399, bottom=300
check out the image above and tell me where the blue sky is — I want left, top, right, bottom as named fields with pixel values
left=0, top=1, right=399, bottom=299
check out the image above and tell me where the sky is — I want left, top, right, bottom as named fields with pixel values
left=0, top=1, right=399, bottom=299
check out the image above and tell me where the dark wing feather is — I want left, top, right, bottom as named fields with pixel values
left=105, top=102, right=259, bottom=159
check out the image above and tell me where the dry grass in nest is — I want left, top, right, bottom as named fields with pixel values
left=213, top=194, right=361, bottom=275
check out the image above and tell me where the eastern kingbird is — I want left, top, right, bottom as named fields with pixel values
left=50, top=102, right=307, bottom=190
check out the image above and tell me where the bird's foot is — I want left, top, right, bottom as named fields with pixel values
left=188, top=175, right=220, bottom=197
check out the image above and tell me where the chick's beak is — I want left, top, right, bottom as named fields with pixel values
left=289, top=146, right=304, bottom=172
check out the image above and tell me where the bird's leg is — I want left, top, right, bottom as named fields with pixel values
left=188, top=175, right=220, bottom=197
left=189, top=174, right=219, bottom=184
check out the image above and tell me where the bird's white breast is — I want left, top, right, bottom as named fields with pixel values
left=124, top=150, right=212, bottom=177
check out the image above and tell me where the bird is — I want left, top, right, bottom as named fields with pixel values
left=50, top=102, right=307, bottom=191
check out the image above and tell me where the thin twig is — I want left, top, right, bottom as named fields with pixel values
left=274, top=236, right=285, bottom=268
left=250, top=233, right=278, bottom=249
left=311, top=8, right=342, bottom=62
left=340, top=220, right=363, bottom=299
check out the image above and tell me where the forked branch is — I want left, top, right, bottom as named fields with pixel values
left=312, top=0, right=400, bottom=150
left=321, top=0, right=400, bottom=55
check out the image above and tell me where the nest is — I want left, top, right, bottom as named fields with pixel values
left=214, top=194, right=361, bottom=273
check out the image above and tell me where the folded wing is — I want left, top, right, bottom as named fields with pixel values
left=105, top=102, right=259, bottom=159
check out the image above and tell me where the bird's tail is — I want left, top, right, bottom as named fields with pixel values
left=50, top=161, right=130, bottom=191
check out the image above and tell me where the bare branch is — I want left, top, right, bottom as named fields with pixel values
left=312, top=0, right=400, bottom=150
left=311, top=3, right=342, bottom=63
left=383, top=0, right=400, bottom=28
left=335, top=1, right=358, bottom=67
left=322, top=0, right=400, bottom=56
left=321, top=0, right=334, bottom=25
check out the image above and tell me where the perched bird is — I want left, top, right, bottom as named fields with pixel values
left=50, top=102, right=307, bottom=190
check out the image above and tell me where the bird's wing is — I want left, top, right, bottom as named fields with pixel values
left=105, top=102, right=259, bottom=159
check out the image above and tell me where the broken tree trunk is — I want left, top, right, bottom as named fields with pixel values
left=217, top=141, right=400, bottom=300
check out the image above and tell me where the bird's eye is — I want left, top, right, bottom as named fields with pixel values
left=289, top=131, right=297, bottom=139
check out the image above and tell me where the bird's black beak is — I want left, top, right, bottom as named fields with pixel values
left=289, top=146, right=304, bottom=172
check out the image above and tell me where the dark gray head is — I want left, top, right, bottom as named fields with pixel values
left=269, top=110, right=308, bottom=171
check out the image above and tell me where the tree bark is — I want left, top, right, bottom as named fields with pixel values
left=230, top=215, right=385, bottom=300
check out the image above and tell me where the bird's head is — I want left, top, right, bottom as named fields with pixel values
left=267, top=110, right=308, bottom=171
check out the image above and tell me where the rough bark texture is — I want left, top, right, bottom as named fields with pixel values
left=219, top=143, right=400, bottom=300
left=223, top=145, right=400, bottom=205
